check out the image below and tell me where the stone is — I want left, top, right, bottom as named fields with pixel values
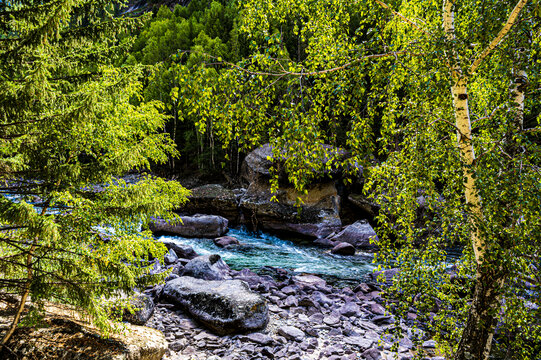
left=214, top=236, right=240, bottom=248
left=159, top=239, right=198, bottom=260
left=323, top=315, right=341, bottom=326
left=239, top=143, right=343, bottom=239
left=181, top=184, right=240, bottom=224
left=327, top=220, right=379, bottom=250
left=293, top=274, right=327, bottom=288
left=361, top=348, right=381, bottom=360
left=278, top=325, right=305, bottom=342
left=2, top=315, right=167, bottom=360
left=344, top=336, right=373, bottom=349
left=244, top=332, right=274, bottom=345
left=162, top=277, right=269, bottom=335
left=339, top=302, right=362, bottom=317
left=183, top=254, right=231, bottom=281
left=149, top=214, right=228, bottom=238
left=164, top=248, right=178, bottom=265
left=283, top=295, right=299, bottom=308
left=122, top=293, right=155, bottom=326
left=370, top=303, right=386, bottom=315
left=331, top=242, right=356, bottom=255
left=371, top=268, right=400, bottom=284
left=423, top=340, right=436, bottom=348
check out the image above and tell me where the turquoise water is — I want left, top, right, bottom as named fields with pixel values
left=158, top=228, right=376, bottom=281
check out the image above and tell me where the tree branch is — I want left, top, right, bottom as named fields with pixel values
left=469, top=0, right=529, bottom=74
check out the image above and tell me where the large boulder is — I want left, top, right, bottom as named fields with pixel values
left=183, top=254, right=231, bottom=280
left=162, top=277, right=269, bottom=335
left=326, top=220, right=379, bottom=250
left=180, top=184, right=240, bottom=224
left=239, top=144, right=342, bottom=239
left=149, top=214, right=228, bottom=238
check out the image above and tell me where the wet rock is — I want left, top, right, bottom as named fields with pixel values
left=183, top=254, right=231, bottom=281
left=331, top=242, right=356, bottom=255
left=326, top=220, right=379, bottom=250
left=278, top=325, right=305, bottom=342
left=214, top=236, right=240, bottom=248
left=162, top=277, right=268, bottom=335
left=150, top=214, right=228, bottom=238
left=159, top=240, right=198, bottom=260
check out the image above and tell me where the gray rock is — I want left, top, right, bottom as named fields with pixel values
left=278, top=325, right=305, bottom=342
left=164, top=248, right=178, bottom=265
left=361, top=348, right=381, bottom=360
left=181, top=184, right=239, bottom=224
left=183, top=254, right=231, bottom=281
left=370, top=303, right=386, bottom=315
left=150, top=214, right=228, bottom=238
left=323, top=315, right=341, bottom=326
left=214, top=236, right=240, bottom=248
left=162, top=277, right=269, bottom=335
left=327, top=221, right=379, bottom=250
left=159, top=240, right=198, bottom=260
left=423, top=339, right=436, bottom=348
left=339, top=302, right=362, bottom=317
left=331, top=242, right=356, bottom=255
left=244, top=332, right=274, bottom=345
left=344, top=336, right=373, bottom=349
left=122, top=293, right=155, bottom=326
left=371, top=268, right=400, bottom=284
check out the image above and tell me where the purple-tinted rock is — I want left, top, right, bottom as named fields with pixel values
left=361, top=348, right=381, bottom=360
left=339, top=302, right=362, bottom=317
left=327, top=220, right=379, bottom=250
left=370, top=303, right=386, bottom=315
left=214, top=236, right=240, bottom=248
left=278, top=326, right=305, bottom=342
left=159, top=240, right=198, bottom=260
left=183, top=254, right=231, bottom=281
left=283, top=295, right=299, bottom=308
left=162, top=277, right=268, bottom=335
left=331, top=242, right=356, bottom=255
left=244, top=332, right=274, bottom=345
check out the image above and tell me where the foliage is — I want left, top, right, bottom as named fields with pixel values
left=199, top=0, right=541, bottom=358
left=125, top=1, right=248, bottom=173
left=0, top=0, right=189, bottom=343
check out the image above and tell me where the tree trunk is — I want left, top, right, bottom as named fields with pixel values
left=454, top=270, right=505, bottom=360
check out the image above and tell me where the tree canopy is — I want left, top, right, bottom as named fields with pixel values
left=0, top=0, right=189, bottom=346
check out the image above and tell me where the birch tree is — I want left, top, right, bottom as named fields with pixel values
left=204, top=0, right=541, bottom=358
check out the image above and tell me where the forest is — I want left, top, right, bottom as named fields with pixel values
left=0, top=0, right=540, bottom=360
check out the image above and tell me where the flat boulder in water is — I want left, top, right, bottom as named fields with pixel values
left=327, top=220, right=379, bottom=250
left=149, top=214, right=228, bottom=238
left=162, top=277, right=269, bottom=335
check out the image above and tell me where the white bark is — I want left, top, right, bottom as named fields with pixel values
left=470, top=0, right=529, bottom=73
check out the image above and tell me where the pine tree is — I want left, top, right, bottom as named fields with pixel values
left=0, top=0, right=189, bottom=347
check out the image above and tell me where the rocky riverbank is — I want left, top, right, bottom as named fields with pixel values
left=137, top=242, right=444, bottom=360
